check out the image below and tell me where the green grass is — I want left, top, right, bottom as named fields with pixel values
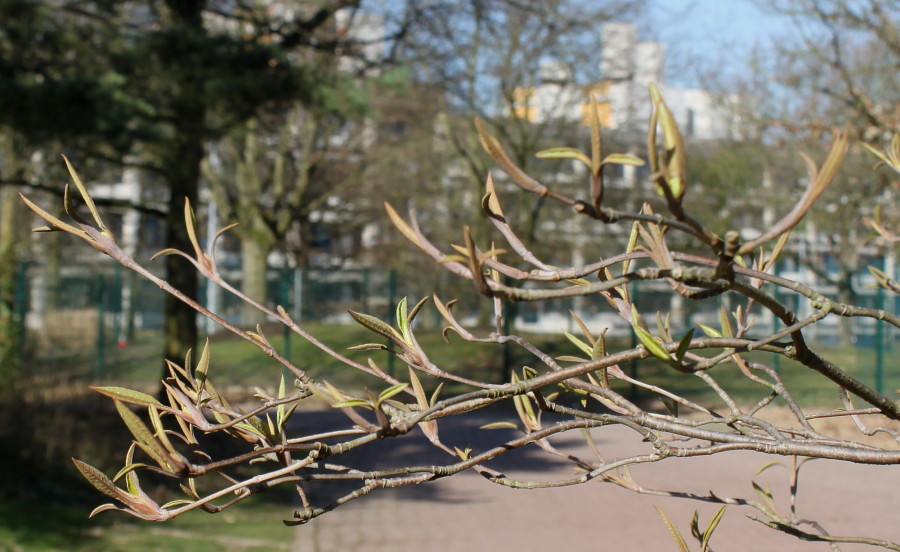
left=77, top=321, right=897, bottom=411
left=0, top=497, right=295, bottom=552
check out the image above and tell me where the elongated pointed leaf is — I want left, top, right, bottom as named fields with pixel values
left=408, top=296, right=429, bottom=324
left=195, top=339, right=211, bottom=396
left=348, top=343, right=389, bottom=351
left=332, top=398, right=372, bottom=409
left=480, top=421, right=520, bottom=430
left=564, top=331, right=593, bottom=357
left=91, top=387, right=164, bottom=408
left=348, top=310, right=402, bottom=341
left=696, top=323, right=723, bottom=338
left=481, top=172, right=506, bottom=221
left=675, top=329, right=695, bottom=362
left=378, top=383, right=409, bottom=403
left=114, top=401, right=171, bottom=471
left=649, top=84, right=686, bottom=200
left=62, top=155, right=110, bottom=235
left=384, top=202, right=420, bottom=246
left=73, top=459, right=127, bottom=501
left=601, top=153, right=644, bottom=166
left=535, top=147, right=592, bottom=169
left=701, top=505, right=727, bottom=552
left=396, top=297, right=410, bottom=342
left=654, top=506, right=690, bottom=552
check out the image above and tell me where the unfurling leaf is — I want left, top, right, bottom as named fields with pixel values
left=648, top=83, right=687, bottom=201
left=535, top=147, right=592, bottom=169
left=480, top=421, right=521, bottom=431
left=378, top=383, right=409, bottom=404
left=91, top=387, right=164, bottom=408
left=348, top=343, right=389, bottom=351
left=701, top=506, right=727, bottom=552
left=348, top=310, right=402, bottom=342
left=696, top=323, right=723, bottom=338
left=675, top=328, right=695, bottom=362
left=564, top=330, right=593, bottom=357
left=601, top=153, right=644, bottom=167
left=654, top=506, right=691, bottom=552
left=332, top=398, right=372, bottom=409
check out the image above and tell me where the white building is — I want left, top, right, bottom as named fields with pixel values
left=511, top=23, right=737, bottom=142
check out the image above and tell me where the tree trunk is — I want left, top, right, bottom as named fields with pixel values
left=160, top=0, right=206, bottom=380
left=240, top=236, right=270, bottom=327
left=0, top=182, right=20, bottom=386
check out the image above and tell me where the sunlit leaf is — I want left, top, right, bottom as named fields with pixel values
left=480, top=421, right=521, bottom=431
left=654, top=506, right=690, bottom=552
left=91, top=387, right=163, bottom=408
left=535, top=147, right=592, bottom=169
left=378, top=383, right=409, bottom=403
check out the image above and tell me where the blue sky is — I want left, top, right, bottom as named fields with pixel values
left=648, top=0, right=794, bottom=87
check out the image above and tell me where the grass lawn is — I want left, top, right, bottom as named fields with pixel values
left=0, top=497, right=296, bottom=552
left=49, top=320, right=896, bottom=410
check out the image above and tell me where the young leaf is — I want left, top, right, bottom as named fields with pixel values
left=564, top=330, right=594, bottom=357
left=378, top=383, right=409, bottom=404
left=408, top=296, right=430, bottom=324
left=648, top=83, right=687, bottom=200
left=62, top=155, right=110, bottom=236
left=601, top=153, right=645, bottom=166
left=535, top=147, right=592, bottom=170
left=332, top=398, right=372, bottom=409
left=696, top=323, right=723, bottom=338
left=114, top=401, right=171, bottom=471
left=633, top=322, right=672, bottom=364
left=348, top=310, right=402, bottom=341
left=454, top=446, right=472, bottom=460
left=91, top=386, right=164, bottom=408
left=348, top=343, right=389, bottom=351
left=480, top=421, right=521, bottom=431
left=654, top=506, right=691, bottom=552
left=195, top=338, right=211, bottom=396
left=701, top=505, right=727, bottom=552
left=396, top=297, right=410, bottom=342
left=73, top=458, right=128, bottom=502
left=675, top=328, right=695, bottom=362
left=384, top=202, right=421, bottom=247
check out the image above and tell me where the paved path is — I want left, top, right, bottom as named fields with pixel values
left=290, top=410, right=899, bottom=552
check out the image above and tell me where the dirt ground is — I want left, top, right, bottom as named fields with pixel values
left=289, top=408, right=899, bottom=552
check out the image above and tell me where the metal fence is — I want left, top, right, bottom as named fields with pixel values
left=9, top=260, right=898, bottom=392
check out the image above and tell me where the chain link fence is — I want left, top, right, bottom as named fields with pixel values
left=9, top=260, right=898, bottom=393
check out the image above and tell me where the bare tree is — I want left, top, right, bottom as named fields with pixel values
left=712, top=0, right=899, bottom=344
left=21, top=84, right=900, bottom=549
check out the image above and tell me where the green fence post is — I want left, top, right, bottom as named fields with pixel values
left=95, top=274, right=106, bottom=380
left=282, top=265, right=292, bottom=366
left=875, top=271, right=885, bottom=395
left=13, top=261, right=28, bottom=376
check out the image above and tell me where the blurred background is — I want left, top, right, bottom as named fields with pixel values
left=0, top=1, right=896, bottom=550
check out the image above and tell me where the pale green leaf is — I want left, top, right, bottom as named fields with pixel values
left=535, top=147, right=592, bottom=169
left=654, top=506, right=690, bottom=552
left=91, top=386, right=163, bottom=408
left=564, top=330, right=593, bottom=357
left=480, top=421, right=520, bottom=431
left=378, top=383, right=409, bottom=403
left=601, top=153, right=645, bottom=166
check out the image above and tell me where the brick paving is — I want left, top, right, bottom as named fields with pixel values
left=290, top=410, right=899, bottom=552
